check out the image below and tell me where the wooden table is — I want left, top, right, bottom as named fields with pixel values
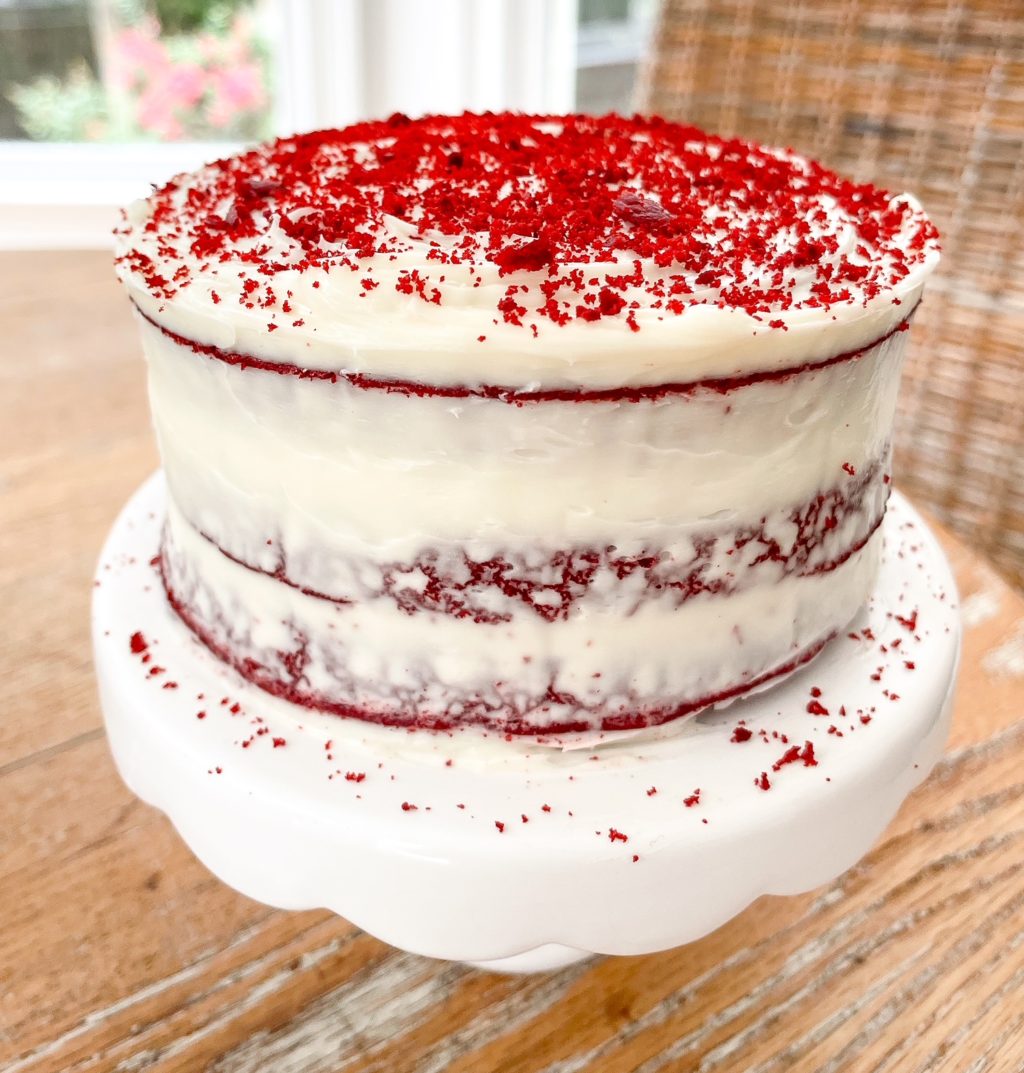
left=3, top=251, right=1023, bottom=1073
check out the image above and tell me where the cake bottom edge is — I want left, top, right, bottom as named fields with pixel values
left=158, top=551, right=841, bottom=737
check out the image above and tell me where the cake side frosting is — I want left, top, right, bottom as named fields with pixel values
left=142, top=316, right=902, bottom=568
left=160, top=494, right=879, bottom=734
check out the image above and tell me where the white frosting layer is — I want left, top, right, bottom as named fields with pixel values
left=121, top=247, right=930, bottom=390
left=163, top=502, right=881, bottom=728
left=143, top=316, right=905, bottom=574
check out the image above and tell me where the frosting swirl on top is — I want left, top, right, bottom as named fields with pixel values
left=114, top=112, right=939, bottom=387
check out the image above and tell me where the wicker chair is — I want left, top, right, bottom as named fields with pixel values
left=639, top=0, right=1024, bottom=588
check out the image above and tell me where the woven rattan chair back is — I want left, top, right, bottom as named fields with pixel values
left=639, top=0, right=1024, bottom=587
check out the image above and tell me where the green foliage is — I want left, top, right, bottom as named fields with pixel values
left=113, top=0, right=250, bottom=35
left=7, top=62, right=108, bottom=142
left=9, top=2, right=270, bottom=143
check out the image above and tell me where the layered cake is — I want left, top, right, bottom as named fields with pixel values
left=114, top=112, right=939, bottom=735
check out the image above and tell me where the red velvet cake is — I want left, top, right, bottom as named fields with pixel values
left=114, top=112, right=940, bottom=734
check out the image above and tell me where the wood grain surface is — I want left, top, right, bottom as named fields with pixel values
left=2, top=251, right=1023, bottom=1073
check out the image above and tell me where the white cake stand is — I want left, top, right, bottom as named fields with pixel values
left=92, top=474, right=959, bottom=973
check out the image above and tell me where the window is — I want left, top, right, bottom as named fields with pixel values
left=576, top=0, right=658, bottom=114
left=1, top=0, right=274, bottom=143
left=0, top=0, right=656, bottom=248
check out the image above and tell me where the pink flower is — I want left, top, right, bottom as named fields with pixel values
left=136, top=85, right=183, bottom=140
left=115, top=20, right=167, bottom=69
left=206, top=92, right=235, bottom=129
left=195, top=32, right=223, bottom=62
left=109, top=10, right=268, bottom=139
left=213, top=62, right=266, bottom=112
left=111, top=20, right=170, bottom=91
left=164, top=62, right=207, bottom=109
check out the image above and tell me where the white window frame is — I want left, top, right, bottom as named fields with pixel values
left=576, top=0, right=657, bottom=72
left=0, top=0, right=578, bottom=249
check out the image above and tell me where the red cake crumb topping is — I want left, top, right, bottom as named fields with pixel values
left=116, top=112, right=938, bottom=330
left=895, top=609, right=919, bottom=633
left=772, top=741, right=818, bottom=771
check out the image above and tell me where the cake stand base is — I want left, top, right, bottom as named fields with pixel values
left=93, top=474, right=959, bottom=972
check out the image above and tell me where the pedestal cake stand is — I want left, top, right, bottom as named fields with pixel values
left=93, top=474, right=960, bottom=973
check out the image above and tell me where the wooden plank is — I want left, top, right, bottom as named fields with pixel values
left=1, top=251, right=1022, bottom=1073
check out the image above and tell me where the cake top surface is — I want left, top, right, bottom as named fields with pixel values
left=115, top=112, right=940, bottom=386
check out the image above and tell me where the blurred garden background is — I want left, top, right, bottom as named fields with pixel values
left=2, top=0, right=272, bottom=142
left=0, top=0, right=655, bottom=145
left=0, top=0, right=656, bottom=246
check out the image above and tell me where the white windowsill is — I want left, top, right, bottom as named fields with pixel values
left=0, top=141, right=241, bottom=249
